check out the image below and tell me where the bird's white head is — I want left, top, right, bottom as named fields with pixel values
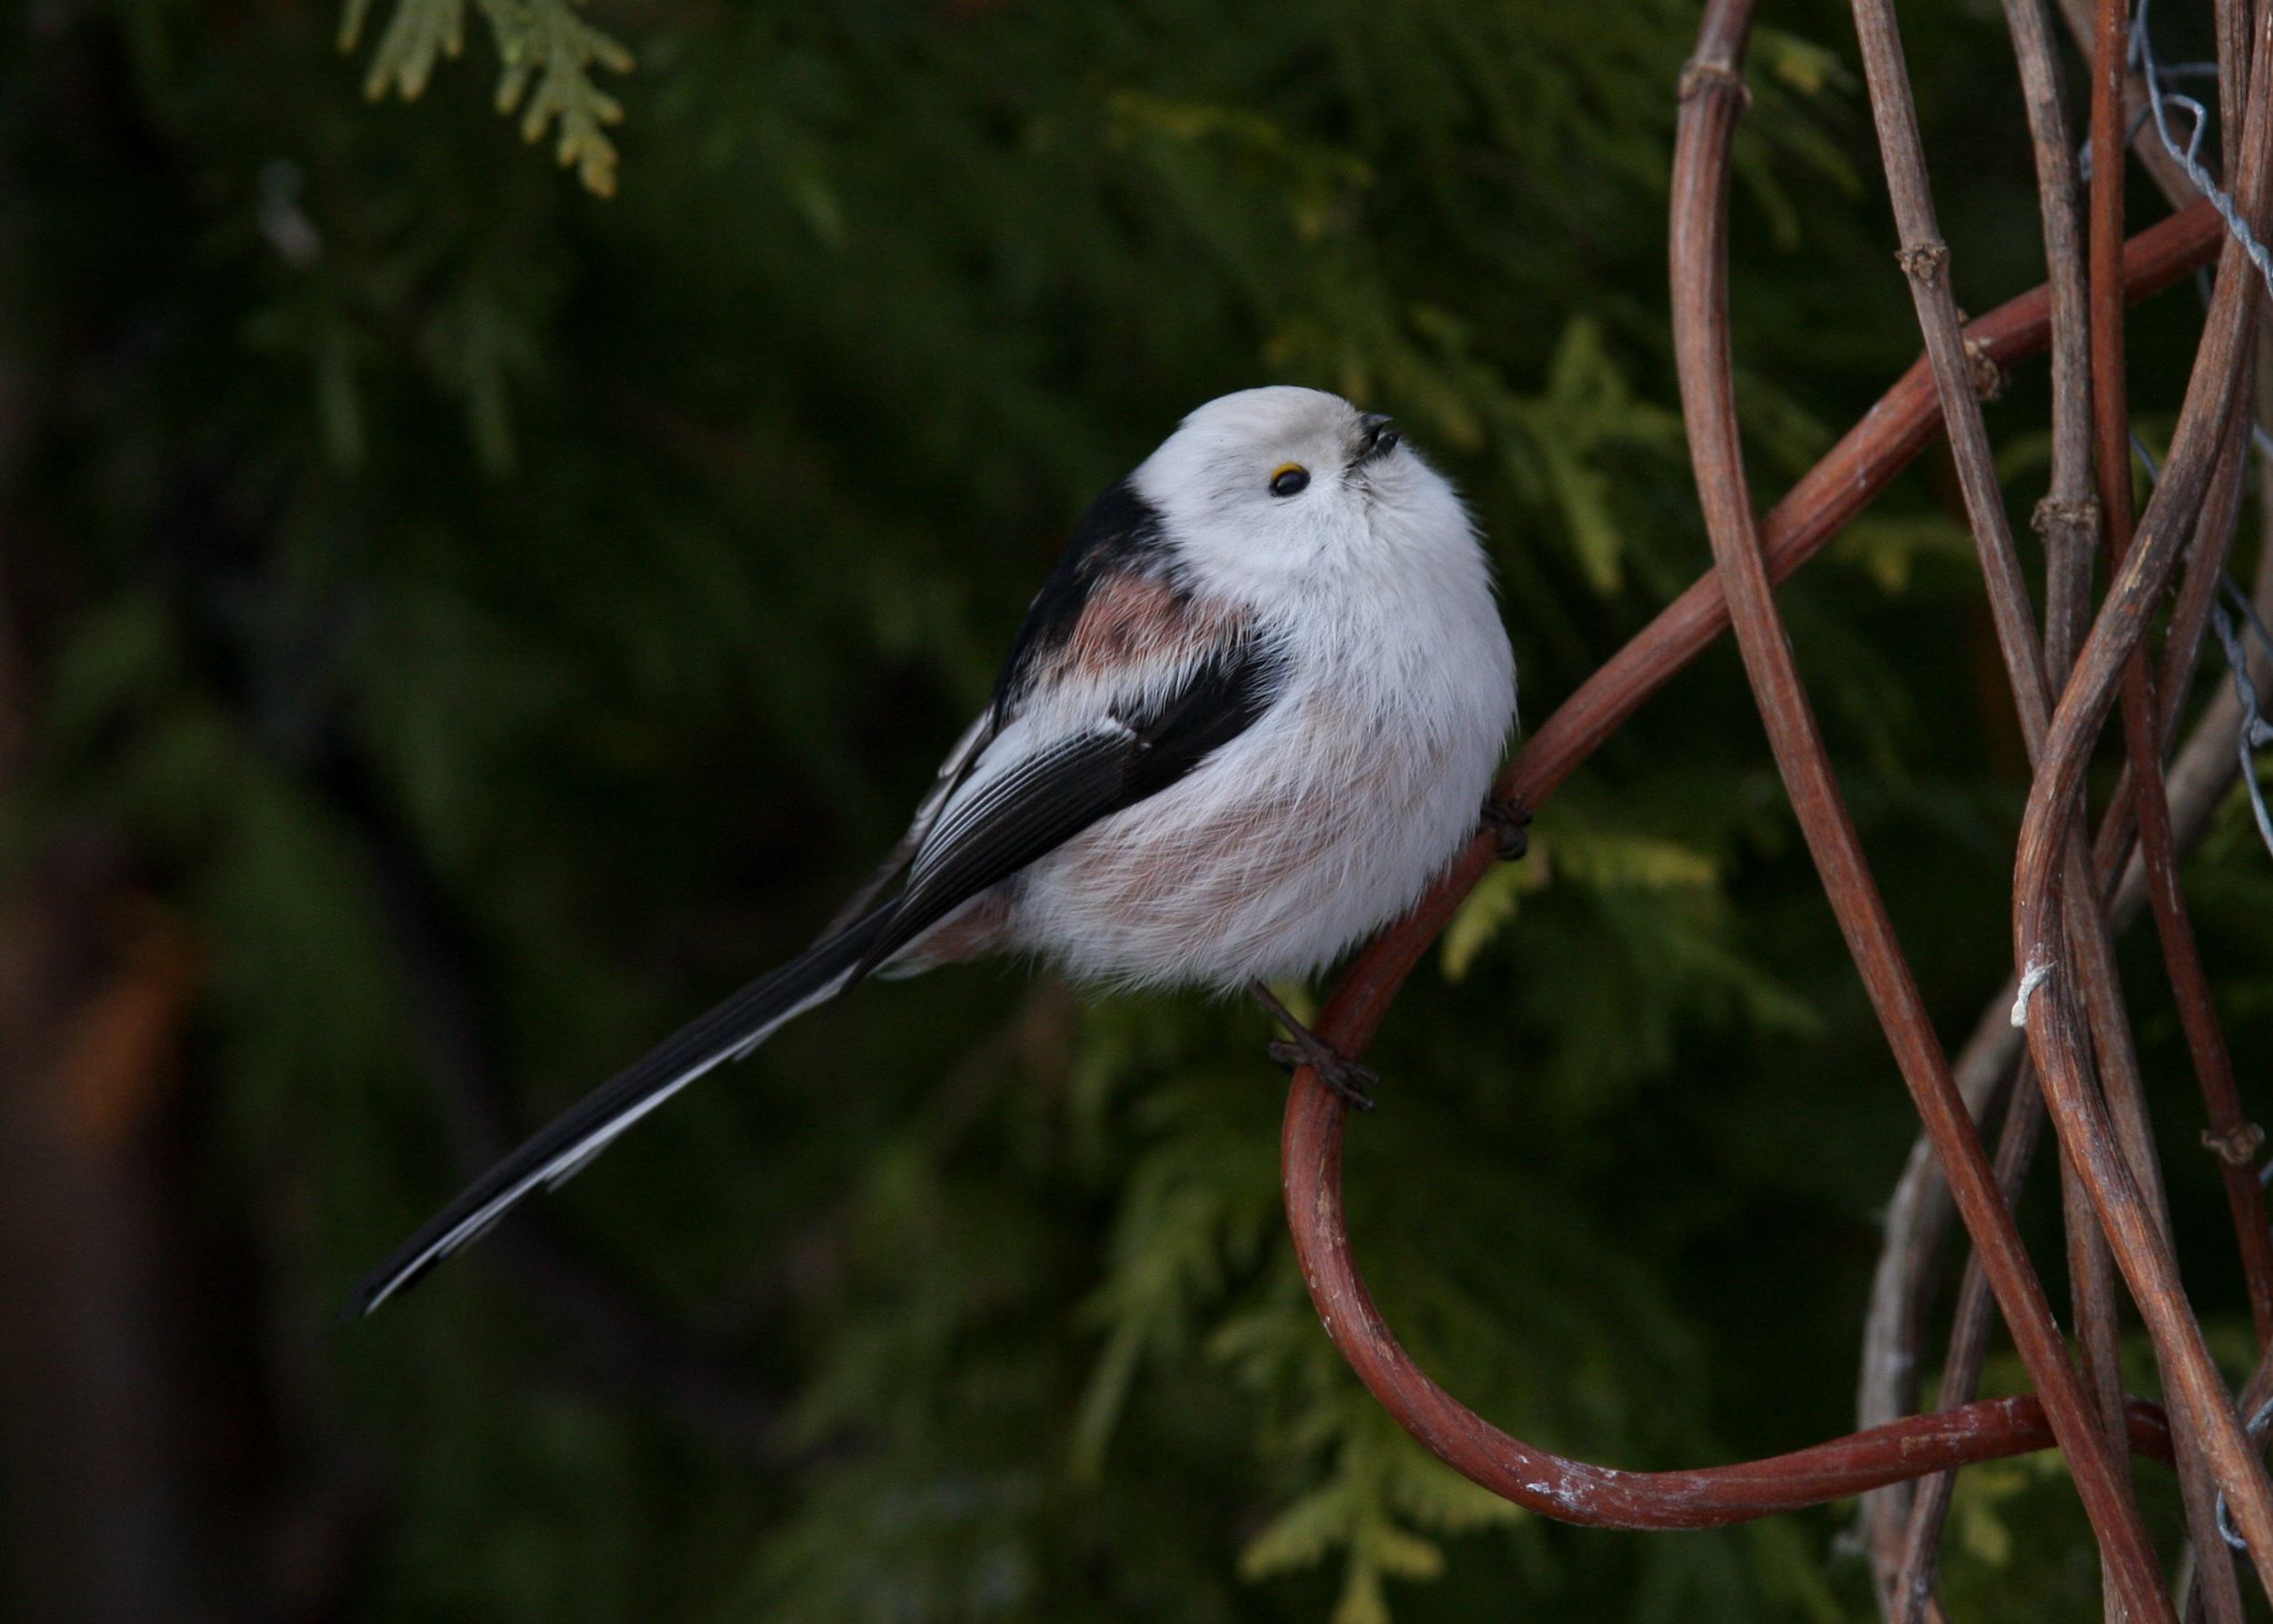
left=1127, top=386, right=1473, bottom=599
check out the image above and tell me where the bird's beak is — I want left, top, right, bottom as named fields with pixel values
left=1351, top=413, right=1401, bottom=469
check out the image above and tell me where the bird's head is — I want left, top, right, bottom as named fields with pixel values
left=1128, top=386, right=1468, bottom=596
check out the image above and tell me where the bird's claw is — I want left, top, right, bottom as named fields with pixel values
left=1480, top=797, right=1532, bottom=860
left=1251, top=977, right=1381, bottom=1110
left=1267, top=1036, right=1379, bottom=1111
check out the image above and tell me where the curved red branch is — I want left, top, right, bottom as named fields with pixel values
left=1287, top=1079, right=2173, bottom=1527
left=1276, top=198, right=2220, bottom=1528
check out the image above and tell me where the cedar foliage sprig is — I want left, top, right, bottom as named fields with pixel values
left=341, top=0, right=634, bottom=194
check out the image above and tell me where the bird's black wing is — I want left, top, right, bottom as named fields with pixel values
left=347, top=634, right=1285, bottom=1318
left=812, top=705, right=998, bottom=944
left=824, top=478, right=1177, bottom=943
left=857, top=633, right=1287, bottom=972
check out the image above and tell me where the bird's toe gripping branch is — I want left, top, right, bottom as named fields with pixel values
left=1252, top=980, right=1380, bottom=1111
left=1480, top=797, right=1532, bottom=860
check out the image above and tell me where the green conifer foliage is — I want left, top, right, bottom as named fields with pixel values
left=0, top=0, right=2261, bottom=1618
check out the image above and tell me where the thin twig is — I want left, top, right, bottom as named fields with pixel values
left=1857, top=988, right=2024, bottom=1596
left=2125, top=437, right=2273, bottom=1361
left=1504, top=201, right=2218, bottom=808
left=2213, top=576, right=2273, bottom=854
left=2120, top=0, right=2273, bottom=1368
left=1891, top=1061, right=2047, bottom=1624
left=1843, top=0, right=2244, bottom=1604
left=1673, top=0, right=2170, bottom=1601
left=2172, top=409, right=2273, bottom=1624
left=2098, top=5, right=2273, bottom=1612
left=2153, top=409, right=2250, bottom=763
left=1853, top=417, right=2252, bottom=1568
left=2078, top=0, right=2255, bottom=1604
left=2012, top=0, right=2273, bottom=1584
left=2019, top=4, right=2193, bottom=1610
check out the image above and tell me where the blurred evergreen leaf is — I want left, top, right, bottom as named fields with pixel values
left=345, top=0, right=632, bottom=194
left=2, top=0, right=2251, bottom=1618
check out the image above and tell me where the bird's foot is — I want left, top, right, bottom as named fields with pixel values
left=1480, top=797, right=1532, bottom=860
left=1267, top=1036, right=1380, bottom=1111
left=1252, top=981, right=1378, bottom=1111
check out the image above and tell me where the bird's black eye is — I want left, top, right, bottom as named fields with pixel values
left=1269, top=465, right=1310, bottom=497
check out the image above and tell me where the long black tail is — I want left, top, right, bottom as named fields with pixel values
left=346, top=909, right=889, bottom=1318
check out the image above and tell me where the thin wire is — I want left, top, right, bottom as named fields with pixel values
left=2220, top=1487, right=2252, bottom=1550
left=2213, top=1377, right=2273, bottom=1549
left=2133, top=0, right=2273, bottom=301
left=2078, top=105, right=2158, bottom=183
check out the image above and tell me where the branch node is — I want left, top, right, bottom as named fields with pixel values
left=2032, top=496, right=2104, bottom=544
left=2203, top=1122, right=2266, bottom=1167
left=1895, top=240, right=1952, bottom=287
left=1962, top=334, right=2007, bottom=401
left=1677, top=57, right=1751, bottom=107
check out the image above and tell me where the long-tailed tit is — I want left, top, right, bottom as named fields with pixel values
left=349, top=386, right=1517, bottom=1316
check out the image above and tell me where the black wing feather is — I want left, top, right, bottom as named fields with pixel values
left=346, top=910, right=891, bottom=1317
left=349, top=632, right=1284, bottom=1318
left=864, top=634, right=1286, bottom=970
left=858, top=729, right=1136, bottom=972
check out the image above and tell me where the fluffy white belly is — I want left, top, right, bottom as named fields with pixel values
left=1002, top=687, right=1500, bottom=988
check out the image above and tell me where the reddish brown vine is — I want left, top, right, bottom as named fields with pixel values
left=1276, top=111, right=2234, bottom=1581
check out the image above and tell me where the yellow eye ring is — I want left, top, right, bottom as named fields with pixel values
left=1268, top=465, right=1310, bottom=497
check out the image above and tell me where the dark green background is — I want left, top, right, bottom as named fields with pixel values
left=0, top=0, right=2266, bottom=1616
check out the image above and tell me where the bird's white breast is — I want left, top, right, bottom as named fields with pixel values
left=1004, top=480, right=1514, bottom=989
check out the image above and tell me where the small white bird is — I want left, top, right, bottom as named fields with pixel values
left=350, top=386, right=1517, bottom=1316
